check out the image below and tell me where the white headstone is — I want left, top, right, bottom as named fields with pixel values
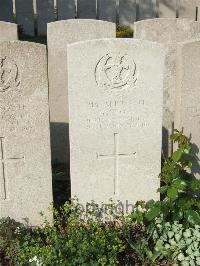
left=37, top=0, right=54, bottom=36
left=77, top=0, right=96, bottom=19
left=0, top=22, right=18, bottom=41
left=138, top=0, right=157, bottom=20
left=47, top=19, right=116, bottom=165
left=119, top=0, right=136, bottom=28
left=178, top=0, right=200, bottom=20
left=68, top=38, right=165, bottom=206
left=98, top=0, right=116, bottom=22
left=0, top=41, right=52, bottom=225
left=134, top=18, right=200, bottom=157
left=57, top=0, right=75, bottom=20
left=158, top=0, right=177, bottom=18
left=0, top=0, right=13, bottom=22
left=16, top=0, right=35, bottom=36
left=175, top=40, right=200, bottom=178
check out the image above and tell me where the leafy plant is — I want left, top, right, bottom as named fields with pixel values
left=116, top=24, right=133, bottom=38
left=153, top=219, right=200, bottom=265
left=0, top=130, right=199, bottom=265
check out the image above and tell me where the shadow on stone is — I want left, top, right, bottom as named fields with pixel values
left=191, top=143, right=200, bottom=176
left=162, top=126, right=169, bottom=160
left=50, top=122, right=71, bottom=208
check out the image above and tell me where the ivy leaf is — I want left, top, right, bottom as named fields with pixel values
left=172, top=148, right=183, bottom=162
left=167, top=186, right=178, bottom=200
left=185, top=210, right=200, bottom=226
left=145, top=199, right=155, bottom=209
left=157, top=186, right=168, bottom=194
left=145, top=204, right=161, bottom=221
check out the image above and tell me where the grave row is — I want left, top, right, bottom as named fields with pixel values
left=0, top=18, right=199, bottom=225
left=0, top=0, right=200, bottom=36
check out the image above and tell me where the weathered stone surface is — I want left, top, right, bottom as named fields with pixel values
left=158, top=0, right=177, bottom=18
left=68, top=39, right=165, bottom=206
left=134, top=18, right=200, bottom=156
left=0, top=41, right=52, bottom=225
left=16, top=0, right=34, bottom=36
left=138, top=0, right=156, bottom=20
left=178, top=0, right=200, bottom=20
left=77, top=0, right=96, bottom=19
left=48, top=19, right=116, bottom=165
left=0, top=22, right=18, bottom=41
left=57, top=0, right=75, bottom=20
left=0, top=0, right=13, bottom=22
left=37, top=0, right=54, bottom=36
left=98, top=0, right=116, bottom=22
left=175, top=40, right=200, bottom=178
left=119, top=0, right=136, bottom=28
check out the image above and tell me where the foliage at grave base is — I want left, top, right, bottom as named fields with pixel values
left=116, top=24, right=134, bottom=38
left=0, top=130, right=200, bottom=266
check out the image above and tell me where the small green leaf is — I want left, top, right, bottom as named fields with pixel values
left=145, top=204, right=161, bottom=221
left=167, top=186, right=178, bottom=200
left=172, top=148, right=183, bottom=162
left=185, top=210, right=200, bottom=226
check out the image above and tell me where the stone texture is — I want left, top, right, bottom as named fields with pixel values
left=37, top=0, right=54, bottom=36
left=158, top=0, right=177, bottom=18
left=0, top=0, right=13, bottom=22
left=119, top=0, right=136, bottom=28
left=175, top=40, right=200, bottom=178
left=47, top=19, right=116, bottom=165
left=16, top=0, right=35, bottom=36
left=178, top=0, right=200, bottom=20
left=134, top=18, right=200, bottom=157
left=77, top=0, right=96, bottom=19
left=0, top=41, right=52, bottom=225
left=0, top=22, right=18, bottom=41
left=68, top=38, right=165, bottom=206
left=138, top=0, right=157, bottom=20
left=57, top=0, right=75, bottom=20
left=98, top=0, right=116, bottom=22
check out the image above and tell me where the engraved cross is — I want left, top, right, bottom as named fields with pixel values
left=97, top=133, right=136, bottom=195
left=0, top=137, right=24, bottom=200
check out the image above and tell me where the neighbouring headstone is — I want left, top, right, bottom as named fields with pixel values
left=0, top=22, right=18, bottom=41
left=77, top=0, right=96, bottom=19
left=57, top=0, right=75, bottom=20
left=134, top=18, right=200, bottom=157
left=178, top=0, right=200, bottom=20
left=119, top=0, right=136, bottom=28
left=37, top=0, right=54, bottom=36
left=98, top=0, right=116, bottom=22
left=68, top=39, right=165, bottom=206
left=138, top=0, right=157, bottom=20
left=0, top=41, right=52, bottom=225
left=158, top=0, right=177, bottom=18
left=48, top=19, right=116, bottom=165
left=0, top=0, right=13, bottom=22
left=175, top=40, right=200, bottom=178
left=16, top=0, right=35, bottom=36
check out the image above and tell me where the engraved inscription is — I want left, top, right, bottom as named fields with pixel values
left=0, top=56, right=20, bottom=93
left=95, top=54, right=137, bottom=91
left=185, top=106, right=200, bottom=118
left=0, top=137, right=24, bottom=200
left=97, top=133, right=136, bottom=195
left=86, top=100, right=148, bottom=129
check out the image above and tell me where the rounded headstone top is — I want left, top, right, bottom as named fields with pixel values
left=134, top=18, right=200, bottom=43
left=47, top=19, right=116, bottom=29
left=47, top=19, right=116, bottom=45
left=0, top=21, right=18, bottom=41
